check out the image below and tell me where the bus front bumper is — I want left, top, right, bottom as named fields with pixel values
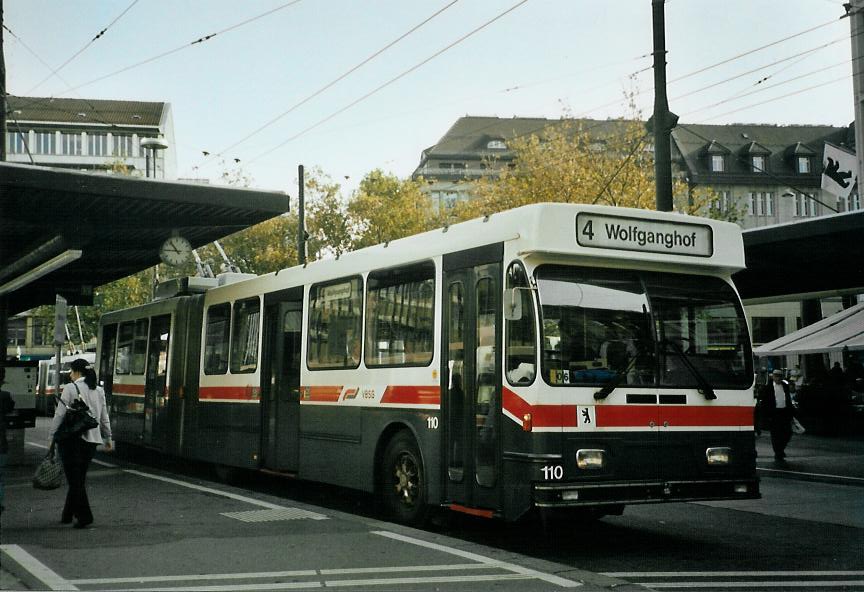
left=533, top=478, right=760, bottom=508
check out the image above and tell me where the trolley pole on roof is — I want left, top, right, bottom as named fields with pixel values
left=648, top=0, right=678, bottom=212
left=298, top=164, right=306, bottom=265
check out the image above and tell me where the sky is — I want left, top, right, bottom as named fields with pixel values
left=3, top=0, right=857, bottom=197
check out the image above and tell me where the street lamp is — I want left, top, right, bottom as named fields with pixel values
left=140, top=137, right=169, bottom=178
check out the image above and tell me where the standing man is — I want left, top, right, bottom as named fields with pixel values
left=761, top=368, right=796, bottom=462
left=0, top=370, right=15, bottom=514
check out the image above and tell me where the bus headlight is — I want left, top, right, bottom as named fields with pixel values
left=576, top=449, right=606, bottom=470
left=706, top=447, right=732, bottom=465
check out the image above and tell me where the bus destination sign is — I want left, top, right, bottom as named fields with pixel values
left=576, top=213, right=713, bottom=257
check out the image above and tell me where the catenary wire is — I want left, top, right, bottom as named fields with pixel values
left=682, top=57, right=856, bottom=118
left=197, top=0, right=462, bottom=171
left=25, top=0, right=141, bottom=95
left=246, top=0, right=530, bottom=165
left=45, top=0, right=303, bottom=98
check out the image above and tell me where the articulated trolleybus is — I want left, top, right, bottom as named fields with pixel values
left=97, top=204, right=759, bottom=524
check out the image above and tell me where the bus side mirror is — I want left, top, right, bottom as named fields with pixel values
left=504, top=288, right=522, bottom=321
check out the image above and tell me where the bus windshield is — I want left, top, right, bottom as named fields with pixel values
left=537, top=265, right=752, bottom=390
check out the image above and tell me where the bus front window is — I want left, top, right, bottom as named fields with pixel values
left=646, top=274, right=752, bottom=390
left=537, top=266, right=654, bottom=387
left=537, top=265, right=752, bottom=390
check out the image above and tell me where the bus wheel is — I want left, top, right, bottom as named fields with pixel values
left=381, top=431, right=428, bottom=525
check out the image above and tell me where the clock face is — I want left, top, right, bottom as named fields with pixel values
left=160, top=236, right=192, bottom=266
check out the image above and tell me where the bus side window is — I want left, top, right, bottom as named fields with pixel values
left=204, top=303, right=231, bottom=375
left=505, top=262, right=536, bottom=386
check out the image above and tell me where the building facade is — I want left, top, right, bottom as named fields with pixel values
left=4, top=96, right=177, bottom=178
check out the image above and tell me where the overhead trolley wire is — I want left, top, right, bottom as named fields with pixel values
left=198, top=0, right=462, bottom=170
left=682, top=57, right=857, bottom=118
left=667, top=16, right=841, bottom=85
left=25, top=0, right=141, bottom=95
left=693, top=74, right=850, bottom=123
left=48, top=0, right=303, bottom=98
left=246, top=0, right=530, bottom=165
left=574, top=14, right=847, bottom=120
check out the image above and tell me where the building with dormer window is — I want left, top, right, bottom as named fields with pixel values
left=671, top=123, right=857, bottom=228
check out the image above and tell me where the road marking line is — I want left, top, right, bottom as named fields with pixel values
left=0, top=544, right=79, bottom=591
left=129, top=574, right=530, bottom=592
left=372, top=530, right=580, bottom=588
left=639, top=582, right=864, bottom=589
left=604, top=571, right=864, bottom=577
left=319, top=563, right=503, bottom=575
left=72, top=571, right=318, bottom=585
left=27, top=441, right=118, bottom=467
left=123, top=469, right=324, bottom=514
left=133, top=583, right=320, bottom=591
left=757, top=467, right=864, bottom=483
left=324, top=573, right=531, bottom=587
left=71, top=563, right=499, bottom=585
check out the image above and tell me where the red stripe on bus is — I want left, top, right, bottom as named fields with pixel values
left=448, top=503, right=494, bottom=519
left=306, top=386, right=343, bottom=402
left=381, top=385, right=441, bottom=406
left=595, top=405, right=753, bottom=427
left=111, top=384, right=145, bottom=395
left=504, top=387, right=751, bottom=428
left=502, top=388, right=577, bottom=427
left=199, top=386, right=258, bottom=401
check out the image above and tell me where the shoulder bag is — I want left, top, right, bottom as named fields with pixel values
left=33, top=442, right=63, bottom=490
left=53, top=383, right=99, bottom=441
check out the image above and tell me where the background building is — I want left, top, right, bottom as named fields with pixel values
left=4, top=95, right=176, bottom=179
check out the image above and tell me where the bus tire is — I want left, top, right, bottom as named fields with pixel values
left=380, top=430, right=428, bottom=526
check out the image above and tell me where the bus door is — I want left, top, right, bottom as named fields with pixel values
left=442, top=251, right=502, bottom=513
left=261, top=289, right=303, bottom=472
left=98, top=324, right=118, bottom=402
left=142, top=315, right=171, bottom=448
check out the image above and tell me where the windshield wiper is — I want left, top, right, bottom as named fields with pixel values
left=662, top=339, right=717, bottom=400
left=594, top=356, right=638, bottom=400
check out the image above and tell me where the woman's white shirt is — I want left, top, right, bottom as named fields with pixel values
left=48, top=378, right=112, bottom=444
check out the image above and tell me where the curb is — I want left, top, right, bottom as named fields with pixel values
left=756, top=465, right=864, bottom=487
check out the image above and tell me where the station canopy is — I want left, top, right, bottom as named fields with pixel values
left=754, top=302, right=864, bottom=356
left=733, top=209, right=864, bottom=302
left=0, top=162, right=288, bottom=315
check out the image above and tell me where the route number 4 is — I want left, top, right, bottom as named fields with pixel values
left=581, top=220, right=594, bottom=240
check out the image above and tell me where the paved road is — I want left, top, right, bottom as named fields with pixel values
left=1, top=425, right=633, bottom=592
left=3, top=420, right=862, bottom=591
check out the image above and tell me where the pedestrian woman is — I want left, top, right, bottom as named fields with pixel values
left=48, top=358, right=112, bottom=528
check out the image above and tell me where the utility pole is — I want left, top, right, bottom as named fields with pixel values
left=649, top=0, right=678, bottom=212
left=849, top=0, right=864, bottom=194
left=1, top=0, right=7, bottom=162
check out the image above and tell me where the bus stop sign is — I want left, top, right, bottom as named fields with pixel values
left=54, top=295, right=67, bottom=345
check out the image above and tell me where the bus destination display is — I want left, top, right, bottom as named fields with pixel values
left=576, top=213, right=713, bottom=257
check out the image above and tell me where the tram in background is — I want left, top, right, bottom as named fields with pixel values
left=35, top=352, right=96, bottom=415
left=97, top=204, right=759, bottom=524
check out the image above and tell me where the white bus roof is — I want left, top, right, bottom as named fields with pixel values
left=202, top=204, right=746, bottom=301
